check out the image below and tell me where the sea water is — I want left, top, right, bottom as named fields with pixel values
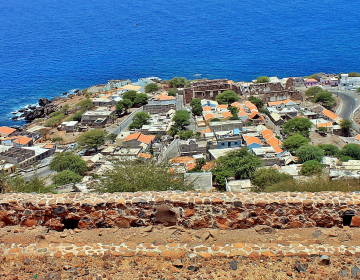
left=0, top=0, right=359, bottom=126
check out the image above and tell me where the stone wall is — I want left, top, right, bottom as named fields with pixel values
left=0, top=191, right=359, bottom=231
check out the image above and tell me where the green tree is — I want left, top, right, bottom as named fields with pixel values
left=190, top=99, right=203, bottom=116
left=144, top=83, right=160, bottom=93
left=340, top=156, right=353, bottom=162
left=349, top=72, right=360, bottom=77
left=340, top=119, right=352, bottom=136
left=172, top=110, right=190, bottom=130
left=296, top=145, right=324, bottom=163
left=305, top=86, right=323, bottom=97
left=77, top=129, right=108, bottom=152
left=123, top=90, right=138, bottom=102
left=248, top=96, right=263, bottom=109
left=129, top=111, right=151, bottom=129
left=314, top=91, right=335, bottom=109
left=212, top=148, right=262, bottom=190
left=282, top=117, right=313, bottom=137
left=168, top=77, right=186, bottom=88
left=76, top=99, right=94, bottom=111
left=177, top=130, right=194, bottom=140
left=282, top=134, right=309, bottom=153
left=215, top=90, right=239, bottom=104
left=107, top=133, right=117, bottom=142
left=252, top=168, right=292, bottom=191
left=49, top=152, right=88, bottom=174
left=168, top=88, right=178, bottom=96
left=117, top=99, right=133, bottom=114
left=318, top=144, right=339, bottom=156
left=133, top=93, right=148, bottom=106
left=54, top=170, right=82, bottom=186
left=340, top=144, right=360, bottom=160
left=167, top=126, right=179, bottom=137
left=188, top=159, right=206, bottom=173
left=299, top=160, right=323, bottom=176
left=96, top=159, right=193, bottom=193
left=228, top=105, right=239, bottom=116
left=255, top=76, right=270, bottom=83
left=210, top=118, right=221, bottom=122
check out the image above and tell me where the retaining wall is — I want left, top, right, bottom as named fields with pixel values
left=0, top=191, right=359, bottom=231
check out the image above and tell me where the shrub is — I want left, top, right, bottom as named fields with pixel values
left=252, top=168, right=292, bottom=191
left=340, top=144, right=360, bottom=160
left=318, top=144, right=339, bottom=156
left=54, top=170, right=82, bottom=186
left=299, top=160, right=323, bottom=176
left=296, top=145, right=324, bottom=163
left=340, top=156, right=353, bottom=162
left=255, top=76, right=270, bottom=83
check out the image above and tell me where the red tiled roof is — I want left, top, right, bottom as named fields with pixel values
left=138, top=153, right=152, bottom=159
left=13, top=136, right=32, bottom=145
left=205, top=114, right=215, bottom=120
left=203, top=106, right=212, bottom=111
left=187, top=163, right=197, bottom=171
left=267, top=137, right=282, bottom=148
left=137, top=134, right=154, bottom=145
left=202, top=128, right=211, bottom=135
left=0, top=126, right=16, bottom=135
left=322, top=109, right=339, bottom=121
left=273, top=145, right=284, bottom=153
left=124, top=132, right=141, bottom=141
left=222, top=112, right=232, bottom=118
left=245, top=136, right=260, bottom=145
left=170, top=156, right=195, bottom=164
left=217, top=104, right=228, bottom=109
left=201, top=162, right=216, bottom=170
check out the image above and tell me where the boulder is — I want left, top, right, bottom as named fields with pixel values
left=154, top=204, right=177, bottom=225
left=38, top=98, right=51, bottom=107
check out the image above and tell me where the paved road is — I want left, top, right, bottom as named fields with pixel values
left=176, top=95, right=184, bottom=111
left=329, top=88, right=360, bottom=131
left=105, top=107, right=143, bottom=135
left=22, top=165, right=55, bottom=180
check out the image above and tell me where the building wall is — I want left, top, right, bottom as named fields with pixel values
left=0, top=191, right=357, bottom=231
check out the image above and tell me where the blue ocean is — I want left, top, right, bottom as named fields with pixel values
left=0, top=0, right=359, bottom=126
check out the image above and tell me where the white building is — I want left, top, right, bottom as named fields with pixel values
left=340, top=74, right=360, bottom=89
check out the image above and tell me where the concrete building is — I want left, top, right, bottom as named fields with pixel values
left=340, top=74, right=360, bottom=89
left=183, top=79, right=241, bottom=103
left=81, top=107, right=115, bottom=125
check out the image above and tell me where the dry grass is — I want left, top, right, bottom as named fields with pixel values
left=265, top=176, right=360, bottom=192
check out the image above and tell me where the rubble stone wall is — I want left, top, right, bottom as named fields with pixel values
left=0, top=191, right=359, bottom=231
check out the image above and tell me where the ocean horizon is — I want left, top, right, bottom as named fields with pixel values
left=0, top=0, right=359, bottom=126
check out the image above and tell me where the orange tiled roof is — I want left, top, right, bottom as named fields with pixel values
left=187, top=163, right=197, bottom=171
left=231, top=102, right=241, bottom=107
left=14, top=136, right=32, bottom=145
left=205, top=114, right=215, bottom=120
left=138, top=153, right=152, bottom=159
left=267, top=137, right=282, bottom=148
left=222, top=112, right=232, bottom=118
left=203, top=106, right=212, bottom=111
left=44, top=144, right=55, bottom=149
left=217, top=104, right=228, bottom=109
left=268, top=101, right=282, bottom=106
left=322, top=109, right=339, bottom=121
left=306, top=78, right=318, bottom=82
left=238, top=112, right=248, bottom=117
left=124, top=132, right=141, bottom=141
left=2, top=137, right=17, bottom=141
left=201, top=161, right=216, bottom=170
left=245, top=136, right=260, bottom=145
left=202, top=128, right=211, bottom=135
left=317, top=122, right=333, bottom=128
left=249, top=111, right=265, bottom=120
left=111, top=106, right=116, bottom=111
left=261, top=129, right=274, bottom=137
left=169, top=156, right=195, bottom=164
left=282, top=99, right=293, bottom=105
left=156, top=94, right=175, bottom=100
left=137, top=134, right=154, bottom=145
left=273, top=145, right=284, bottom=153
left=264, top=134, right=273, bottom=141
left=356, top=134, right=360, bottom=141
left=0, top=126, right=16, bottom=135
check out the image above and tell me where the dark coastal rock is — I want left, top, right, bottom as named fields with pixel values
left=11, top=116, right=19, bottom=120
left=63, top=92, right=68, bottom=95
left=22, top=103, right=58, bottom=121
left=18, top=108, right=25, bottom=113
left=29, top=105, right=36, bottom=110
left=38, top=98, right=51, bottom=107
left=51, top=96, right=62, bottom=102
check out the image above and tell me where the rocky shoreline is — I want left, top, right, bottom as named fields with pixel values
left=9, top=89, right=82, bottom=129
